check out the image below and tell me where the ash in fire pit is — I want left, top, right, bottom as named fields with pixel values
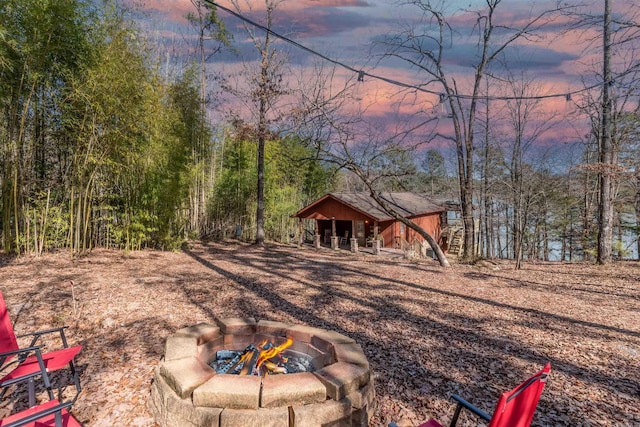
left=149, top=318, right=375, bottom=427
left=211, top=340, right=315, bottom=376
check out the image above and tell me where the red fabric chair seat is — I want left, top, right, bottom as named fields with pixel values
left=418, top=420, right=443, bottom=427
left=0, top=347, right=82, bottom=383
left=390, top=363, right=551, bottom=427
left=1, top=291, right=82, bottom=407
left=0, top=399, right=82, bottom=427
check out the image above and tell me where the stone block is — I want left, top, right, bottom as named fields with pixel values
left=351, top=404, right=372, bottom=427
left=261, top=372, right=327, bottom=408
left=215, top=317, right=257, bottom=334
left=311, top=330, right=356, bottom=348
left=289, top=340, right=311, bottom=355
left=175, top=322, right=221, bottom=345
left=310, top=355, right=330, bottom=371
left=223, top=334, right=255, bottom=349
left=165, top=388, right=222, bottom=427
left=308, top=342, right=332, bottom=356
left=160, top=357, right=215, bottom=399
left=151, top=368, right=170, bottom=404
left=285, top=324, right=325, bottom=343
left=148, top=373, right=167, bottom=425
left=292, top=398, right=352, bottom=427
left=345, top=378, right=375, bottom=410
left=198, top=336, right=224, bottom=365
left=165, top=335, right=198, bottom=362
left=220, top=407, right=289, bottom=427
left=194, top=407, right=223, bottom=427
left=193, top=374, right=261, bottom=409
left=332, top=343, right=369, bottom=369
left=256, top=320, right=292, bottom=337
left=313, top=362, right=369, bottom=401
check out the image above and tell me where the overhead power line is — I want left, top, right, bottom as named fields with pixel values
left=203, top=0, right=632, bottom=102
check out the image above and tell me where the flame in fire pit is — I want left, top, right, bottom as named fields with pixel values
left=211, top=337, right=309, bottom=376
left=256, top=337, right=292, bottom=370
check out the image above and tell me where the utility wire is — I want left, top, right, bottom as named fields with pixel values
left=204, top=0, right=635, bottom=102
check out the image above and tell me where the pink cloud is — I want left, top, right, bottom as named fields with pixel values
left=129, top=0, right=194, bottom=23
left=298, top=0, right=371, bottom=7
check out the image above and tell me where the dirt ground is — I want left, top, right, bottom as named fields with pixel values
left=0, top=241, right=638, bottom=426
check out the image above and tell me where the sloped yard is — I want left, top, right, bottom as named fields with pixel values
left=1, top=242, right=638, bottom=426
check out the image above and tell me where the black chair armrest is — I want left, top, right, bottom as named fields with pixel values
left=388, top=423, right=399, bottom=427
left=0, top=345, right=43, bottom=359
left=16, top=326, right=68, bottom=338
left=449, top=394, right=491, bottom=426
left=17, top=326, right=70, bottom=349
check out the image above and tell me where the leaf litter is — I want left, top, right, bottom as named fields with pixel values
left=0, top=242, right=638, bottom=426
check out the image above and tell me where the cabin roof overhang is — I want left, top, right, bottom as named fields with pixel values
left=294, top=192, right=446, bottom=222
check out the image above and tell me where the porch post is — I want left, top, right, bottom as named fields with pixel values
left=373, top=239, right=381, bottom=255
left=331, top=218, right=338, bottom=250
left=298, top=218, right=303, bottom=246
left=350, top=237, right=358, bottom=253
left=314, top=220, right=321, bottom=249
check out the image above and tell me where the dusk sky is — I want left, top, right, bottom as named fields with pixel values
left=131, top=0, right=637, bottom=164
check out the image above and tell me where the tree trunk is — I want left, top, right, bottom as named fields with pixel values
left=481, top=89, right=491, bottom=258
left=636, top=174, right=640, bottom=260
left=254, top=4, right=274, bottom=246
left=597, top=0, right=614, bottom=264
left=368, top=191, right=450, bottom=268
left=255, top=129, right=265, bottom=245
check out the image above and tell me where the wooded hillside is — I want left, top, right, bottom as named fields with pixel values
left=1, top=0, right=638, bottom=262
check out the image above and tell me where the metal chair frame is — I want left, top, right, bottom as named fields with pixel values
left=0, top=293, right=82, bottom=407
left=390, top=363, right=551, bottom=427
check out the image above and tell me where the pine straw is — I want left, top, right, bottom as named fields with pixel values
left=1, top=241, right=638, bottom=426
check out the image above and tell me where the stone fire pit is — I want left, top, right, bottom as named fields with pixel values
left=148, top=318, right=375, bottom=427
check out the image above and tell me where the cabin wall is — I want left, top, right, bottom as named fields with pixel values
left=296, top=196, right=445, bottom=250
left=408, top=214, right=442, bottom=243
left=379, top=214, right=442, bottom=249
left=300, top=198, right=371, bottom=221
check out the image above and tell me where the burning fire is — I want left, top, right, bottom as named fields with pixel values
left=214, top=337, right=295, bottom=376
left=256, top=337, right=293, bottom=370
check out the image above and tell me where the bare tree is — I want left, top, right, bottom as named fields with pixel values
left=379, top=0, right=568, bottom=261
left=564, top=0, right=640, bottom=263
left=227, top=0, right=288, bottom=245
left=501, top=74, right=557, bottom=268
left=597, top=0, right=615, bottom=264
left=294, top=62, right=451, bottom=267
left=186, top=0, right=230, bottom=236
left=635, top=169, right=640, bottom=258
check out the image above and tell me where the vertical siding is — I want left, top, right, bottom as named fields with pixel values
left=297, top=196, right=445, bottom=250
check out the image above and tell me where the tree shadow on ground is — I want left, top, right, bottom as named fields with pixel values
left=177, top=243, right=639, bottom=426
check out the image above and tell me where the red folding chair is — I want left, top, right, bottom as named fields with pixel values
left=0, top=350, right=82, bottom=427
left=0, top=292, right=82, bottom=407
left=0, top=397, right=82, bottom=427
left=390, top=363, right=551, bottom=427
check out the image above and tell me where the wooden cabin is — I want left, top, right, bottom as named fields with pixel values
left=294, top=192, right=448, bottom=250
